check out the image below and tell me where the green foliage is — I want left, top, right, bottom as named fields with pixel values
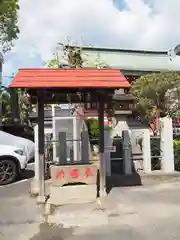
left=132, top=72, right=180, bottom=124
left=151, top=137, right=160, bottom=157
left=150, top=138, right=180, bottom=171
left=150, top=137, right=161, bottom=170
left=138, top=137, right=180, bottom=171
left=47, top=58, right=59, bottom=68
left=0, top=86, right=31, bottom=124
left=63, top=45, right=83, bottom=67
left=87, top=118, right=99, bottom=138
left=45, top=45, right=83, bottom=68
left=104, top=124, right=112, bottom=131
left=61, top=44, right=109, bottom=68
left=173, top=140, right=180, bottom=171
left=18, top=89, right=31, bottom=124
left=173, top=139, right=180, bottom=146
left=0, top=0, right=20, bottom=52
left=86, top=118, right=112, bottom=141
left=0, top=87, right=11, bottom=119
left=46, top=40, right=109, bottom=69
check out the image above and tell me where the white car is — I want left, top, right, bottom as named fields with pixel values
left=0, top=131, right=35, bottom=185
left=0, top=130, right=34, bottom=162
left=0, top=144, right=28, bottom=185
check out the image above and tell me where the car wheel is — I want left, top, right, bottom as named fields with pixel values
left=0, top=159, right=18, bottom=185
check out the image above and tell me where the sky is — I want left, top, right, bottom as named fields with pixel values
left=2, top=0, right=180, bottom=85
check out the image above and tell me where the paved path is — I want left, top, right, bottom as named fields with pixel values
left=29, top=182, right=180, bottom=240
left=1, top=171, right=180, bottom=239
left=0, top=164, right=39, bottom=240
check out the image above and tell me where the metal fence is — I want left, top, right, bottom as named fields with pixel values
left=150, top=136, right=161, bottom=170
left=173, top=118, right=180, bottom=139
left=43, top=131, right=163, bottom=177
left=173, top=133, right=180, bottom=141
left=44, top=137, right=83, bottom=178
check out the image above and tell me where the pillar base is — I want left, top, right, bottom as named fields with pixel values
left=37, top=195, right=47, bottom=204
left=99, top=189, right=107, bottom=197
left=44, top=202, right=54, bottom=216
left=30, top=178, right=40, bottom=197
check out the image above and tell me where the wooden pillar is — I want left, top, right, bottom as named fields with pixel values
left=104, top=130, right=111, bottom=176
left=98, top=94, right=106, bottom=196
left=37, top=90, right=45, bottom=199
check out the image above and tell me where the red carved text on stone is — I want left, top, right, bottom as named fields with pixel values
left=70, top=168, right=79, bottom=178
left=85, top=168, right=93, bottom=177
left=56, top=170, right=65, bottom=179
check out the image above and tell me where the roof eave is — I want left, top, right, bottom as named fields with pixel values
left=68, top=45, right=168, bottom=55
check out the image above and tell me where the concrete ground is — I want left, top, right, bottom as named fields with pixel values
left=1, top=171, right=180, bottom=239
left=0, top=164, right=40, bottom=240
left=0, top=179, right=40, bottom=239
left=42, top=182, right=180, bottom=240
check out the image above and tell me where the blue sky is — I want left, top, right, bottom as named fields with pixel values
left=114, top=0, right=127, bottom=9
left=2, top=0, right=180, bottom=86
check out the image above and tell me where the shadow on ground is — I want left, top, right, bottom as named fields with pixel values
left=29, top=223, right=143, bottom=240
left=19, top=169, right=35, bottom=180
left=29, top=223, right=74, bottom=240
left=106, top=161, right=142, bottom=194
left=106, top=173, right=142, bottom=194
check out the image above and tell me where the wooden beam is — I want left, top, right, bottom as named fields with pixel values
left=30, top=92, right=114, bottom=104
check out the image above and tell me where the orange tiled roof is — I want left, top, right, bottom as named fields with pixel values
left=9, top=68, right=130, bottom=88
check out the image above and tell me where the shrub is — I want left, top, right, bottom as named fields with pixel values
left=86, top=118, right=112, bottom=145
left=150, top=137, right=161, bottom=170
left=173, top=140, right=180, bottom=171
left=139, top=137, right=180, bottom=171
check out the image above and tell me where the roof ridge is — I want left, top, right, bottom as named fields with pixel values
left=69, top=45, right=168, bottom=55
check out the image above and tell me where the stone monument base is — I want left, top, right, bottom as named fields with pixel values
left=48, top=184, right=97, bottom=206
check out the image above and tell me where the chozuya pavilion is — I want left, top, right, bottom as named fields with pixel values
left=8, top=45, right=180, bottom=212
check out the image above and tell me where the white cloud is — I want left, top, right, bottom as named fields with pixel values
left=2, top=0, right=180, bottom=84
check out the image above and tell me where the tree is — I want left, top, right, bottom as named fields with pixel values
left=46, top=42, right=109, bottom=69
left=47, top=58, right=59, bottom=68
left=46, top=42, right=112, bottom=136
left=0, top=86, right=11, bottom=122
left=0, top=0, right=20, bottom=52
left=62, top=45, right=83, bottom=67
left=0, top=86, right=31, bottom=124
left=86, top=118, right=112, bottom=141
left=131, top=72, right=180, bottom=133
